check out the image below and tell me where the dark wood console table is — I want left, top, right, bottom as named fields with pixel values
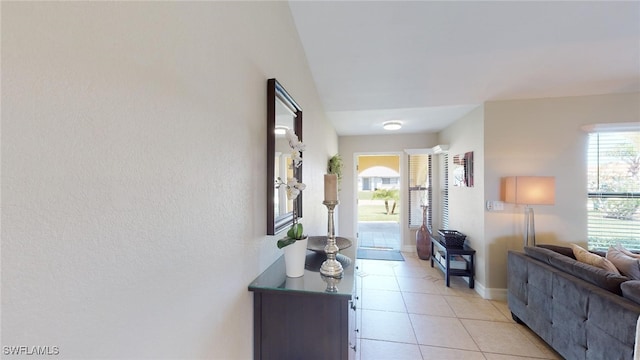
left=248, top=241, right=358, bottom=360
left=430, top=235, right=475, bottom=288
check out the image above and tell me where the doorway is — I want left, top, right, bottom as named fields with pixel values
left=356, top=154, right=402, bottom=250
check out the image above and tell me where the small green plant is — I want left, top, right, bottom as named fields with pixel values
left=277, top=223, right=305, bottom=249
left=327, top=154, right=343, bottom=188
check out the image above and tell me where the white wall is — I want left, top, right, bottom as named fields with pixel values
left=2, top=2, right=337, bottom=358
left=484, top=92, right=640, bottom=290
left=438, top=107, right=486, bottom=291
left=338, top=133, right=438, bottom=250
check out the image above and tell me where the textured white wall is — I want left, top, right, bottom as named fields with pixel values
left=2, top=2, right=336, bottom=358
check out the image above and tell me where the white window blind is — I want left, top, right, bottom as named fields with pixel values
left=441, top=153, right=449, bottom=229
left=408, top=154, right=431, bottom=228
left=587, top=131, right=640, bottom=250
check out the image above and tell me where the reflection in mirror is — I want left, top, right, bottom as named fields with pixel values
left=267, top=79, right=302, bottom=235
left=453, top=151, right=474, bottom=187
left=274, top=99, right=296, bottom=220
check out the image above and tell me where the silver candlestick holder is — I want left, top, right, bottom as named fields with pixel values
left=320, top=200, right=343, bottom=278
left=321, top=274, right=341, bottom=293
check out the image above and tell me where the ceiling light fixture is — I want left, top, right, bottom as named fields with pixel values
left=383, top=121, right=402, bottom=131
left=274, top=125, right=289, bottom=135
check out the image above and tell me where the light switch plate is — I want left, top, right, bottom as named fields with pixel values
left=486, top=200, right=504, bottom=211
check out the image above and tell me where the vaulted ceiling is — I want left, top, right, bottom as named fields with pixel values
left=288, top=1, right=640, bottom=136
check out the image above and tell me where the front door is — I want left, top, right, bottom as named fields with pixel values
left=356, top=154, right=401, bottom=250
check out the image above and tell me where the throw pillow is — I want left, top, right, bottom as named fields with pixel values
left=571, top=243, right=621, bottom=274
left=615, top=243, right=640, bottom=260
left=607, top=246, right=640, bottom=280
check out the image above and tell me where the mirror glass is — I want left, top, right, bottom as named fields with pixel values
left=274, top=100, right=296, bottom=219
left=453, top=151, right=474, bottom=187
left=267, top=79, right=302, bottom=235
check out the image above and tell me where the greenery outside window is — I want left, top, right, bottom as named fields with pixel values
left=587, top=131, right=640, bottom=250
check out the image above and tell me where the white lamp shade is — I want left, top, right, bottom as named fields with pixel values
left=504, top=176, right=555, bottom=205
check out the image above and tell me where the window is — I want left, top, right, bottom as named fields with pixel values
left=408, top=154, right=431, bottom=228
left=408, top=152, right=449, bottom=230
left=587, top=131, right=640, bottom=250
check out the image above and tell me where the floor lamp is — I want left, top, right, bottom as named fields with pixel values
left=503, top=176, right=555, bottom=247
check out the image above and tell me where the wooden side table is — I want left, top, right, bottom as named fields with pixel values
left=430, top=236, right=475, bottom=288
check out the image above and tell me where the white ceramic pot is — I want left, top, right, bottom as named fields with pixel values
left=283, top=237, right=308, bottom=278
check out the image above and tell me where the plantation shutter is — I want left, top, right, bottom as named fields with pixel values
left=428, top=155, right=433, bottom=228
left=441, top=153, right=449, bottom=229
left=587, top=131, right=640, bottom=250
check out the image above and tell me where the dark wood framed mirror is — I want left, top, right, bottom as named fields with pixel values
left=267, top=78, right=303, bottom=235
left=453, top=151, right=474, bottom=187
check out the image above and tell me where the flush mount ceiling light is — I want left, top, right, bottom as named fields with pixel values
left=274, top=125, right=289, bottom=135
left=383, top=121, right=402, bottom=131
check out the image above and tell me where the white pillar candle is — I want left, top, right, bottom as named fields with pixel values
left=324, top=174, right=338, bottom=202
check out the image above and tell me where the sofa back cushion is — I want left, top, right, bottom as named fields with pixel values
left=536, top=244, right=575, bottom=259
left=621, top=281, right=640, bottom=305
left=525, top=246, right=629, bottom=295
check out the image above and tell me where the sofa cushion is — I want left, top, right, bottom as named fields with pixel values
left=621, top=281, right=640, bottom=305
left=525, top=246, right=564, bottom=264
left=525, top=246, right=629, bottom=295
left=607, top=246, right=640, bottom=280
left=536, top=244, right=576, bottom=259
left=571, top=244, right=620, bottom=274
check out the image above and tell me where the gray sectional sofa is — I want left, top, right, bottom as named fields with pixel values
left=508, top=245, right=640, bottom=360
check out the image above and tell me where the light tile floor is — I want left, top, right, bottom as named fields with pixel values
left=355, top=252, right=563, bottom=360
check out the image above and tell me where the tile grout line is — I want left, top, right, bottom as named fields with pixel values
left=406, top=253, right=487, bottom=358
left=398, top=274, right=426, bottom=360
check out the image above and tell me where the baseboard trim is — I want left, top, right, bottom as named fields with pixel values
left=402, top=245, right=415, bottom=253
left=476, top=284, right=507, bottom=301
